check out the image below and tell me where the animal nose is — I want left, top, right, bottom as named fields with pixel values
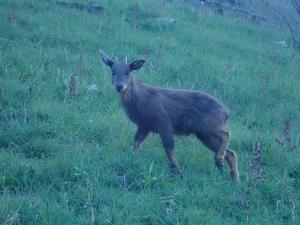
left=115, top=85, right=123, bottom=93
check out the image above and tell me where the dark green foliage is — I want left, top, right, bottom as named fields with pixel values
left=0, top=0, right=299, bottom=224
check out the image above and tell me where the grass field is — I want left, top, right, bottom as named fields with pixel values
left=1, top=0, right=300, bottom=224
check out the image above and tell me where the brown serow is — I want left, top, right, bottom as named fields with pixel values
left=100, top=51, right=239, bottom=181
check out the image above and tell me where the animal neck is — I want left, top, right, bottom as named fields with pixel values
left=120, top=76, right=139, bottom=103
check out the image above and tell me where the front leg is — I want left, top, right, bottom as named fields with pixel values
left=133, top=127, right=149, bottom=151
left=157, top=124, right=180, bottom=175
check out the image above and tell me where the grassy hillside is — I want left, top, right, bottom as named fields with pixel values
left=1, top=0, right=300, bottom=224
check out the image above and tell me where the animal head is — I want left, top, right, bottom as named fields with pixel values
left=100, top=50, right=145, bottom=93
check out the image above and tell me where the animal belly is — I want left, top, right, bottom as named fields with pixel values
left=173, top=117, right=194, bottom=135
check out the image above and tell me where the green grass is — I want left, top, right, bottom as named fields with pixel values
left=1, top=0, right=300, bottom=224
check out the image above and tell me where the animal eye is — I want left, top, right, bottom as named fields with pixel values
left=112, top=73, right=116, bottom=76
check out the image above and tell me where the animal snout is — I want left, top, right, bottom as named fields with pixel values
left=115, top=85, right=124, bottom=93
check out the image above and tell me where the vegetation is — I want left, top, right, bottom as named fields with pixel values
left=0, top=0, right=299, bottom=224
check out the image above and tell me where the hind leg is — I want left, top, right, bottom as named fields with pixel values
left=225, top=148, right=239, bottom=181
left=196, top=133, right=222, bottom=171
left=196, top=131, right=233, bottom=177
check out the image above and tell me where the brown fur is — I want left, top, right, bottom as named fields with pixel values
left=100, top=51, right=239, bottom=181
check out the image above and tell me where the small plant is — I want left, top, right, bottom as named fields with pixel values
left=7, top=5, right=17, bottom=24
left=161, top=195, right=177, bottom=215
left=0, top=175, right=21, bottom=192
left=250, top=140, right=266, bottom=182
left=275, top=119, right=297, bottom=152
left=0, top=87, right=3, bottom=113
left=116, top=171, right=126, bottom=188
left=66, top=56, right=83, bottom=100
left=68, top=73, right=77, bottom=98
left=143, top=161, right=158, bottom=189
left=72, top=167, right=88, bottom=180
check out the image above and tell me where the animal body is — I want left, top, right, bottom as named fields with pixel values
left=100, top=51, right=239, bottom=181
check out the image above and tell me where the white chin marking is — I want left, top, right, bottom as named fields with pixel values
left=121, top=85, right=127, bottom=92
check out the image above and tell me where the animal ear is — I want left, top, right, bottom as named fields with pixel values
left=100, top=50, right=114, bottom=67
left=130, top=59, right=146, bottom=71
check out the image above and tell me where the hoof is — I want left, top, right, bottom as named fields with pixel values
left=230, top=171, right=239, bottom=182
left=132, top=148, right=139, bottom=152
left=171, top=166, right=182, bottom=177
left=132, top=145, right=140, bottom=153
left=132, top=142, right=140, bottom=152
left=214, top=157, right=224, bottom=173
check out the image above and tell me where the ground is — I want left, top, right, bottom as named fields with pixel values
left=0, top=0, right=300, bottom=224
